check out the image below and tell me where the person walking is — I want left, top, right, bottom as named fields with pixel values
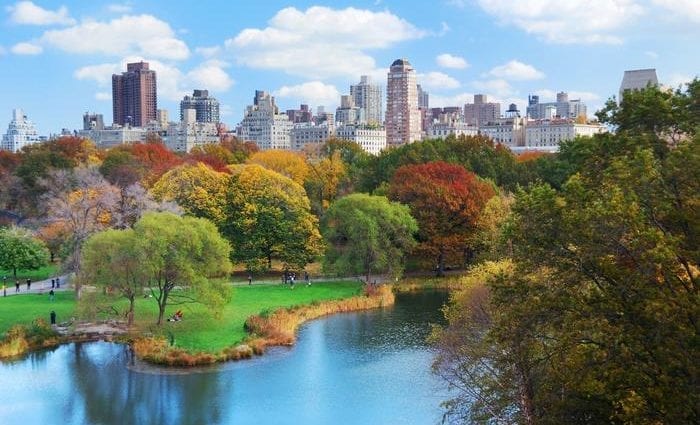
left=51, top=279, right=55, bottom=289
left=49, top=289, right=55, bottom=302
left=305, top=271, right=310, bottom=286
left=3, top=284, right=6, bottom=297
left=248, top=274, right=252, bottom=285
left=26, top=278, right=31, bottom=291
left=15, top=279, right=20, bottom=293
left=56, top=276, right=60, bottom=288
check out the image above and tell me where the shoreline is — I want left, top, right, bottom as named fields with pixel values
left=1, top=284, right=395, bottom=367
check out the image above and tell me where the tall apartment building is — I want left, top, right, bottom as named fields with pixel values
left=179, top=90, right=220, bottom=123
left=350, top=75, right=382, bottom=125
left=464, top=94, right=501, bottom=126
left=526, top=92, right=587, bottom=120
left=386, top=58, right=421, bottom=147
left=286, top=104, right=313, bottom=124
left=237, top=90, right=292, bottom=150
left=1, top=108, right=42, bottom=152
left=335, top=95, right=363, bottom=125
left=619, top=69, right=658, bottom=102
left=112, top=61, right=157, bottom=127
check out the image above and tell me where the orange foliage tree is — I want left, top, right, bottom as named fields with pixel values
left=389, top=161, right=495, bottom=275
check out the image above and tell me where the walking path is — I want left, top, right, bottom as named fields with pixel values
left=0, top=274, right=72, bottom=297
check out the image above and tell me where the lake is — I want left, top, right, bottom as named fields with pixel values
left=0, top=290, right=449, bottom=424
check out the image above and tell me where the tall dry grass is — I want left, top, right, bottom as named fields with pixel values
left=0, top=319, right=61, bottom=359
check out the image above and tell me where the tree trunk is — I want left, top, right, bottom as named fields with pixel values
left=156, top=289, right=169, bottom=326
left=437, top=249, right=445, bottom=277
left=127, top=296, right=135, bottom=327
left=13, top=267, right=17, bottom=278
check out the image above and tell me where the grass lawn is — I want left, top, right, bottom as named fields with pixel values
left=0, top=264, right=60, bottom=282
left=0, top=291, right=76, bottom=335
left=0, top=281, right=363, bottom=354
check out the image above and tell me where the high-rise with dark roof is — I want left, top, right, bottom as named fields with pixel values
left=386, top=58, right=421, bottom=147
left=180, top=89, right=220, bottom=123
left=112, top=61, right=157, bottom=127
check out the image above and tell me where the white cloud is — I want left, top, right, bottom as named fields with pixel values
left=471, top=79, right=516, bottom=98
left=430, top=92, right=475, bottom=107
left=40, top=15, right=190, bottom=60
left=488, top=60, right=545, bottom=81
left=475, top=0, right=644, bottom=44
left=75, top=57, right=234, bottom=102
left=186, top=60, right=234, bottom=92
left=419, top=71, right=461, bottom=89
left=274, top=81, right=341, bottom=107
left=666, top=73, right=695, bottom=89
left=436, top=53, right=469, bottom=69
left=644, top=51, right=659, bottom=59
left=11, top=41, right=43, bottom=55
left=652, top=0, right=700, bottom=23
left=225, top=6, right=425, bottom=78
left=7, top=1, right=75, bottom=26
left=107, top=3, right=132, bottom=13
left=95, top=92, right=111, bottom=101
left=195, top=46, right=222, bottom=58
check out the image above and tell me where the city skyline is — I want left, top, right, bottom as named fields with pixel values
left=1, top=0, right=699, bottom=134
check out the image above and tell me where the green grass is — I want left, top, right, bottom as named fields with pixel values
left=0, top=264, right=60, bottom=282
left=0, top=291, right=76, bottom=336
left=0, top=281, right=363, bottom=354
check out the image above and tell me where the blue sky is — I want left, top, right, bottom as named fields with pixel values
left=1, top=0, right=698, bottom=135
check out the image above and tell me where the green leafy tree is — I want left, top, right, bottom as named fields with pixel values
left=0, top=227, right=49, bottom=278
left=80, top=229, right=145, bottom=326
left=222, top=164, right=322, bottom=272
left=321, top=193, right=417, bottom=282
left=133, top=212, right=232, bottom=325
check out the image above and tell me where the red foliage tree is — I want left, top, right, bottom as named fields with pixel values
left=129, top=142, right=183, bottom=187
left=389, top=161, right=495, bottom=275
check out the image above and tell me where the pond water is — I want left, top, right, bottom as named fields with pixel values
left=0, top=291, right=449, bottom=425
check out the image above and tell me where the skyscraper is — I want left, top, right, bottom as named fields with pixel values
left=180, top=89, right=220, bottom=123
left=386, top=58, right=421, bottom=147
left=237, top=90, right=292, bottom=150
left=619, top=69, right=658, bottom=102
left=1, top=108, right=41, bottom=152
left=350, top=75, right=382, bottom=125
left=112, top=61, right=157, bottom=127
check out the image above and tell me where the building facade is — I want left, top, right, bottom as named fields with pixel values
left=335, top=125, right=386, bottom=155
left=290, top=122, right=333, bottom=151
left=619, top=69, right=659, bottom=102
left=1, top=109, right=42, bottom=152
left=179, top=90, right=220, bottom=123
left=426, top=122, right=478, bottom=139
left=386, top=58, right=422, bottom=147
left=78, top=126, right=150, bottom=148
left=526, top=92, right=587, bottom=120
left=335, top=95, right=364, bottom=126
left=83, top=113, right=104, bottom=131
left=524, top=119, right=606, bottom=152
left=350, top=75, right=382, bottom=125
left=479, top=118, right=526, bottom=148
left=112, top=61, right=157, bottom=127
left=166, top=109, right=219, bottom=152
left=237, top=90, right=293, bottom=150
left=464, top=94, right=501, bottom=126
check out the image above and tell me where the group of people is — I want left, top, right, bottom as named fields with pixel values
left=0, top=276, right=61, bottom=297
left=283, top=271, right=311, bottom=289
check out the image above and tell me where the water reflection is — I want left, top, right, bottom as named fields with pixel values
left=0, top=291, right=448, bottom=425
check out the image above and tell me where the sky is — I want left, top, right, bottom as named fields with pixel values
left=0, top=0, right=698, bottom=135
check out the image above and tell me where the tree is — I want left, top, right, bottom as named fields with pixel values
left=304, top=150, right=348, bottom=215
left=221, top=164, right=322, bottom=271
left=99, top=148, right=146, bottom=188
left=321, top=193, right=417, bottom=282
left=150, top=162, right=230, bottom=224
left=248, top=150, right=310, bottom=185
left=80, top=229, right=145, bottom=326
left=389, top=161, right=495, bottom=275
left=0, top=227, right=49, bottom=278
left=133, top=212, right=232, bottom=325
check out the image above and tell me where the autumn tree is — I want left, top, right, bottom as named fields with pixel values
left=321, top=194, right=417, bottom=282
left=151, top=162, right=229, bottom=224
left=99, top=148, right=146, bottom=188
left=389, top=161, right=495, bottom=275
left=129, top=141, right=183, bottom=187
left=304, top=150, right=347, bottom=215
left=133, top=212, right=232, bottom=325
left=221, top=164, right=322, bottom=271
left=248, top=150, right=310, bottom=185
left=0, top=227, right=49, bottom=278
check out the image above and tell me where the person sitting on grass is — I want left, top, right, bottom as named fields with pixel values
left=168, top=310, right=184, bottom=322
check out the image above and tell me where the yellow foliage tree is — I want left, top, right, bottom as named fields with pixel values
left=248, top=150, right=310, bottom=185
left=150, top=162, right=230, bottom=224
